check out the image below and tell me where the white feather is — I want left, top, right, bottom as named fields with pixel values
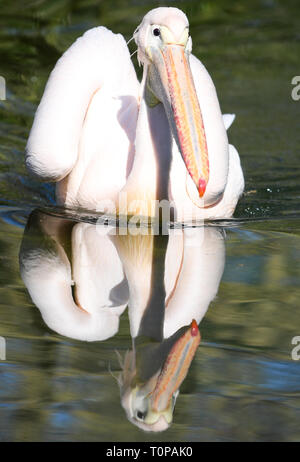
left=223, top=113, right=236, bottom=130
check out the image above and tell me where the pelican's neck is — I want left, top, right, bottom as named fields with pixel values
left=119, top=72, right=172, bottom=217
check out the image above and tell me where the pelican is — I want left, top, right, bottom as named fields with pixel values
left=26, top=7, right=244, bottom=221
left=19, top=210, right=226, bottom=431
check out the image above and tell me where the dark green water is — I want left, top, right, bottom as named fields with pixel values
left=0, top=0, right=300, bottom=442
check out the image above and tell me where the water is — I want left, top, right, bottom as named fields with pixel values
left=0, top=0, right=300, bottom=442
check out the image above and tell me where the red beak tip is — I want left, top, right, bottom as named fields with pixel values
left=198, top=179, right=206, bottom=198
left=191, top=319, right=198, bottom=337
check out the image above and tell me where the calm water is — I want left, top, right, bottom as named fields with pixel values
left=0, top=0, right=300, bottom=442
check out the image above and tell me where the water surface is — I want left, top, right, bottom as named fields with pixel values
left=0, top=0, right=300, bottom=442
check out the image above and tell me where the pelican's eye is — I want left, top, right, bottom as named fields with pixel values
left=152, top=27, right=160, bottom=37
left=136, top=410, right=146, bottom=421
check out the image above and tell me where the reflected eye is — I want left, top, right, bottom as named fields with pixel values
left=152, top=27, right=160, bottom=37
left=136, top=410, right=146, bottom=421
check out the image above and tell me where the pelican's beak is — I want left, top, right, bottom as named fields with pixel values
left=146, top=29, right=209, bottom=197
left=147, top=319, right=200, bottom=422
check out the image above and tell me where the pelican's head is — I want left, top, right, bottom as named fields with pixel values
left=134, top=7, right=209, bottom=199
left=119, top=319, right=200, bottom=432
left=134, top=7, right=190, bottom=64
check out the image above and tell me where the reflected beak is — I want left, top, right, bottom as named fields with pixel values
left=149, top=319, right=200, bottom=417
left=148, top=42, right=209, bottom=198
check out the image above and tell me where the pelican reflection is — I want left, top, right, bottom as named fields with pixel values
left=19, top=210, right=226, bottom=431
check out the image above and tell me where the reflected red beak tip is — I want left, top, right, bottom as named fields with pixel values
left=198, top=179, right=206, bottom=198
left=191, top=319, right=199, bottom=337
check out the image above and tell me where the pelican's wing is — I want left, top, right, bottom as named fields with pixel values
left=26, top=27, right=139, bottom=181
left=203, top=144, right=245, bottom=219
left=19, top=211, right=129, bottom=341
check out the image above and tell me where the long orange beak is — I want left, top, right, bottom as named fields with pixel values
left=149, top=319, right=201, bottom=413
left=147, top=43, right=209, bottom=198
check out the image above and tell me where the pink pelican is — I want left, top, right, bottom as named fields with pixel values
left=26, top=7, right=244, bottom=221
